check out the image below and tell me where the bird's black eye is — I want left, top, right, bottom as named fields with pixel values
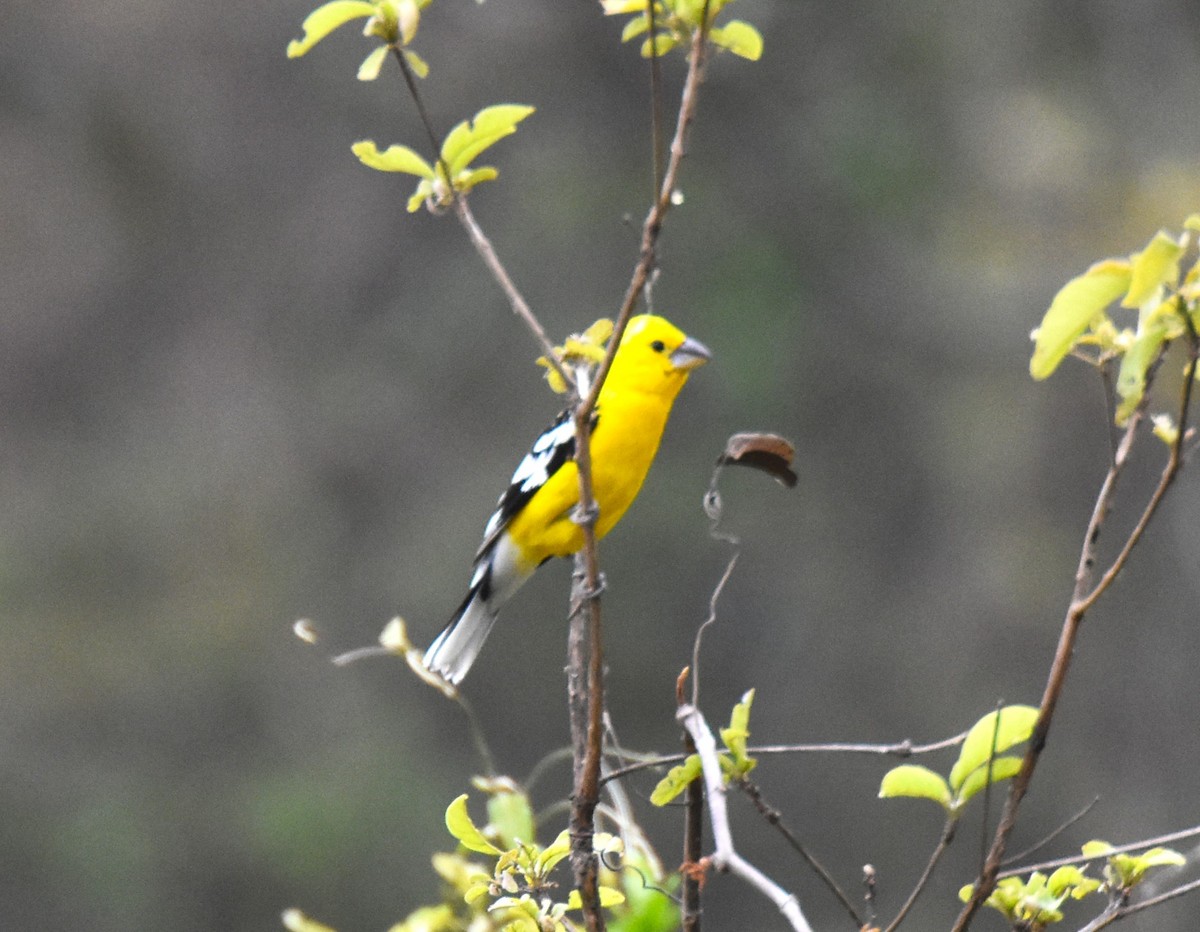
left=650, top=340, right=666, bottom=352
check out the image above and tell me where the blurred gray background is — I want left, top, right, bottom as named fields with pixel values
left=4, top=0, right=1200, bottom=929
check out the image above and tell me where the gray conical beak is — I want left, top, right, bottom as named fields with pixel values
left=671, top=336, right=712, bottom=371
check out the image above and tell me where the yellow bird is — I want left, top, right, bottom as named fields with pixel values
left=423, top=314, right=711, bottom=683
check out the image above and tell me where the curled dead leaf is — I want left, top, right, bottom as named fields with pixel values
left=717, top=432, right=797, bottom=487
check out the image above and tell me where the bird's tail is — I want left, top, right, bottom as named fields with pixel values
left=423, top=584, right=499, bottom=685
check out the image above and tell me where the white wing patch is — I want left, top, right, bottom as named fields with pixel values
left=512, top=418, right=576, bottom=492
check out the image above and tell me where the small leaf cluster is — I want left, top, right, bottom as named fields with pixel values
left=1081, top=839, right=1186, bottom=894
left=1030, top=216, right=1200, bottom=428
left=316, top=777, right=679, bottom=932
left=959, top=867, right=1099, bottom=930
left=651, top=689, right=757, bottom=805
left=286, top=0, right=430, bottom=81
left=288, top=1, right=535, bottom=212
left=959, top=841, right=1185, bottom=930
left=602, top=0, right=763, bottom=61
left=352, top=105, right=535, bottom=212
left=444, top=784, right=628, bottom=931
left=536, top=319, right=615, bottom=394
left=878, top=705, right=1038, bottom=816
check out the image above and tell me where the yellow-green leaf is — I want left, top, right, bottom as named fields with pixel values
left=949, top=706, right=1037, bottom=792
left=287, top=0, right=377, bottom=58
left=453, top=166, right=499, bottom=194
left=621, top=13, right=651, bottom=42
left=650, top=754, right=702, bottom=806
left=1031, top=259, right=1131, bottom=379
left=640, top=34, right=679, bottom=58
left=351, top=140, right=435, bottom=177
left=710, top=21, right=763, bottom=60
left=445, top=795, right=501, bottom=854
left=567, top=886, right=626, bottom=909
left=954, top=755, right=1024, bottom=808
left=404, top=48, right=429, bottom=78
left=1123, top=230, right=1184, bottom=308
left=357, top=45, right=389, bottom=81
left=486, top=788, right=535, bottom=849
left=719, top=689, right=756, bottom=773
left=1114, top=322, right=1168, bottom=425
left=396, top=0, right=420, bottom=44
left=878, top=764, right=951, bottom=808
left=602, top=0, right=653, bottom=14
left=441, top=105, right=535, bottom=177
left=406, top=180, right=434, bottom=212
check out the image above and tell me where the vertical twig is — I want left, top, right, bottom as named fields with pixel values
left=567, top=12, right=714, bottom=929
left=953, top=321, right=1198, bottom=930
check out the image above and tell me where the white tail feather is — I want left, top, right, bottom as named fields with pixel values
left=423, top=590, right=500, bottom=685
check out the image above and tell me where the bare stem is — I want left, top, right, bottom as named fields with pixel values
left=738, top=778, right=864, bottom=929
left=453, top=197, right=574, bottom=391
left=884, top=818, right=957, bottom=932
left=952, top=326, right=1198, bottom=930
left=567, top=14, right=714, bottom=927
left=998, top=821, right=1200, bottom=879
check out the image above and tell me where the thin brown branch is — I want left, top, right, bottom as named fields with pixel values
left=738, top=778, right=864, bottom=929
left=1078, top=875, right=1200, bottom=929
left=388, top=45, right=446, bottom=173
left=599, top=731, right=970, bottom=786
left=568, top=15, right=713, bottom=927
left=582, top=4, right=712, bottom=418
left=647, top=0, right=665, bottom=199
left=953, top=326, right=1198, bottom=930
left=1000, top=795, right=1100, bottom=867
left=678, top=703, right=814, bottom=931
left=998, top=822, right=1200, bottom=879
left=452, top=197, right=574, bottom=391
left=884, top=818, right=957, bottom=932
left=681, top=728, right=704, bottom=932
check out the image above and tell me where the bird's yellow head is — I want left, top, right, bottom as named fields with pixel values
left=606, top=314, right=711, bottom=399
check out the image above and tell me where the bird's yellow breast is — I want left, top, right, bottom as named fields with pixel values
left=503, top=388, right=673, bottom=568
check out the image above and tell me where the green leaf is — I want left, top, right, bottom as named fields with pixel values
left=949, top=706, right=1038, bottom=792
left=567, top=886, right=627, bottom=909
left=719, top=689, right=756, bottom=773
left=878, top=764, right=952, bottom=808
left=351, top=140, right=435, bottom=177
left=403, top=48, right=430, bottom=78
left=454, top=166, right=499, bottom=194
left=650, top=754, right=703, bottom=806
left=710, top=21, right=763, bottom=60
left=640, top=34, right=679, bottom=58
left=1082, top=840, right=1115, bottom=858
left=445, top=795, right=501, bottom=854
left=1136, top=847, right=1187, bottom=868
left=533, top=830, right=573, bottom=875
left=602, top=0, right=654, bottom=13
left=406, top=180, right=434, bottom=212
left=621, top=13, right=651, bottom=42
left=396, top=0, right=420, bottom=44
left=440, top=104, right=536, bottom=177
left=954, top=755, right=1024, bottom=808
left=487, top=789, right=535, bottom=849
left=287, top=0, right=377, bottom=58
left=357, top=45, right=389, bottom=81
left=1114, top=321, right=1168, bottom=424
left=1123, top=230, right=1184, bottom=308
left=1030, top=259, right=1131, bottom=379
